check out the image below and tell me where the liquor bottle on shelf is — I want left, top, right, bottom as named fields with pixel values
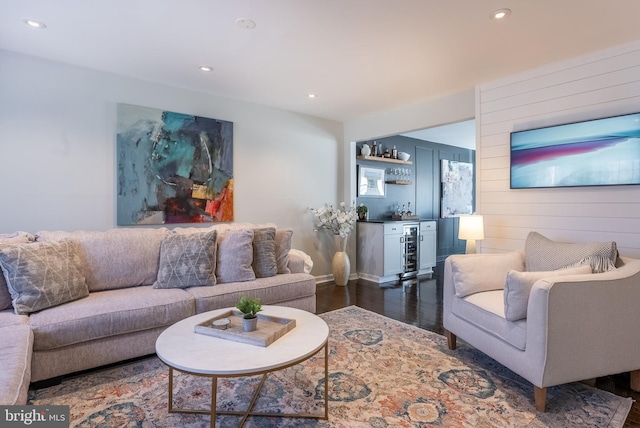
left=392, top=145, right=398, bottom=159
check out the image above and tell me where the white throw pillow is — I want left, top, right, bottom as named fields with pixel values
left=503, top=264, right=592, bottom=321
left=450, top=251, right=524, bottom=297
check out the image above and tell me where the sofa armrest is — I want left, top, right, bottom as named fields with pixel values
left=288, top=249, right=313, bottom=274
left=526, top=257, right=640, bottom=386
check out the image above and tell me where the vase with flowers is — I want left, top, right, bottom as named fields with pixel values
left=309, top=202, right=358, bottom=286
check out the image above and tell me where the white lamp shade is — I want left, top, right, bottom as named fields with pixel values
left=458, top=215, right=484, bottom=240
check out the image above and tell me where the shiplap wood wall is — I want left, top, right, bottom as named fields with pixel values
left=477, top=40, right=640, bottom=258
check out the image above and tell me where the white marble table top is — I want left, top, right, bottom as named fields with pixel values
left=155, top=306, right=329, bottom=376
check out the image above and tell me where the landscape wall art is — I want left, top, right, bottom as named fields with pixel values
left=510, top=112, right=640, bottom=189
left=117, top=104, right=234, bottom=225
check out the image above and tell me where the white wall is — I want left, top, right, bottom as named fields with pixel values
left=477, top=39, right=640, bottom=258
left=0, top=50, right=344, bottom=276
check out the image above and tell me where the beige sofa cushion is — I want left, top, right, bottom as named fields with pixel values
left=453, top=290, right=528, bottom=351
left=450, top=252, right=524, bottom=297
left=185, top=272, right=316, bottom=314
left=0, top=310, right=29, bottom=327
left=0, top=325, right=33, bottom=405
left=525, top=231, right=617, bottom=273
left=0, top=239, right=89, bottom=315
left=153, top=231, right=217, bottom=289
left=28, top=285, right=194, bottom=351
left=37, top=228, right=170, bottom=291
left=503, top=265, right=592, bottom=321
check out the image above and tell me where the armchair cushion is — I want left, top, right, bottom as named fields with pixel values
left=503, top=264, right=592, bottom=321
left=450, top=252, right=524, bottom=297
left=524, top=231, right=617, bottom=273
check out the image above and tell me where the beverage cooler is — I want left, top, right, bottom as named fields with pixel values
left=401, top=223, right=420, bottom=278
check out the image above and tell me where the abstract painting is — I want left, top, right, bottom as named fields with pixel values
left=117, top=104, right=233, bottom=225
left=441, top=160, right=473, bottom=218
left=510, top=112, right=640, bottom=188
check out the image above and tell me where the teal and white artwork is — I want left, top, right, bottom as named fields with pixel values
left=116, top=104, right=233, bottom=225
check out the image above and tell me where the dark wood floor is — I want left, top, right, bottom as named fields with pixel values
left=316, top=267, right=640, bottom=427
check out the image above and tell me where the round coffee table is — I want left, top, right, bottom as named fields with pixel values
left=155, top=306, right=329, bottom=427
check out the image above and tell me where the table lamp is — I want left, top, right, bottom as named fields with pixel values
left=458, top=214, right=484, bottom=254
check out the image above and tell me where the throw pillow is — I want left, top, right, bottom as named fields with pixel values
left=0, top=239, right=89, bottom=315
left=450, top=251, right=524, bottom=297
left=153, top=230, right=217, bottom=289
left=524, top=231, right=617, bottom=273
left=216, top=229, right=256, bottom=284
left=0, top=233, right=35, bottom=311
left=275, top=229, right=293, bottom=274
left=503, top=264, right=592, bottom=321
left=252, top=227, right=277, bottom=278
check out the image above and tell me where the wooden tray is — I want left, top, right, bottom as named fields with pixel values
left=391, top=214, right=419, bottom=220
left=194, top=309, right=296, bottom=347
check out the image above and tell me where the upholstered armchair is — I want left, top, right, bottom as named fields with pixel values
left=443, top=232, right=640, bottom=411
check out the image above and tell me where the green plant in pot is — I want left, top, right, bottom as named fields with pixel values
left=357, top=203, right=368, bottom=221
left=235, top=296, right=262, bottom=332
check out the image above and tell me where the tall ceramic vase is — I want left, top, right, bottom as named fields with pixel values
left=332, top=234, right=350, bottom=286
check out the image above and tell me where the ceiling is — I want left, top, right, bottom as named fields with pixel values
left=3, top=1, right=640, bottom=124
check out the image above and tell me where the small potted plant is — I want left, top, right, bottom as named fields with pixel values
left=235, top=296, right=262, bottom=332
left=356, top=203, right=368, bottom=221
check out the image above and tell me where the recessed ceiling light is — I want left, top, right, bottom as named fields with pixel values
left=236, top=18, right=256, bottom=29
left=308, top=94, right=317, bottom=99
left=490, top=8, right=511, bottom=20
left=199, top=66, right=213, bottom=72
left=24, top=19, right=47, bottom=29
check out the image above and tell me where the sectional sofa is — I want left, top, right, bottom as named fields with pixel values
left=0, top=223, right=316, bottom=406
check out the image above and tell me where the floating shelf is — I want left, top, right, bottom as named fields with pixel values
left=386, top=180, right=412, bottom=185
left=357, top=155, right=412, bottom=165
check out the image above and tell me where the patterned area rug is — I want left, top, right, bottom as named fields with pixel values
left=29, top=306, right=632, bottom=427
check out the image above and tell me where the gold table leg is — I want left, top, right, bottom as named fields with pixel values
left=165, top=341, right=329, bottom=427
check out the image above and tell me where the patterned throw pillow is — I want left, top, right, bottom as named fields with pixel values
left=252, top=228, right=277, bottom=278
left=524, top=231, right=617, bottom=273
left=216, top=229, right=256, bottom=284
left=153, top=231, right=217, bottom=289
left=0, top=232, right=35, bottom=311
left=0, top=239, right=89, bottom=315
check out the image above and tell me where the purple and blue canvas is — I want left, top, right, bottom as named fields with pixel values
left=117, top=104, right=233, bottom=225
left=511, top=113, right=640, bottom=188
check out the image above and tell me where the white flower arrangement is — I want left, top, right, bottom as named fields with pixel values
left=309, top=201, right=358, bottom=238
